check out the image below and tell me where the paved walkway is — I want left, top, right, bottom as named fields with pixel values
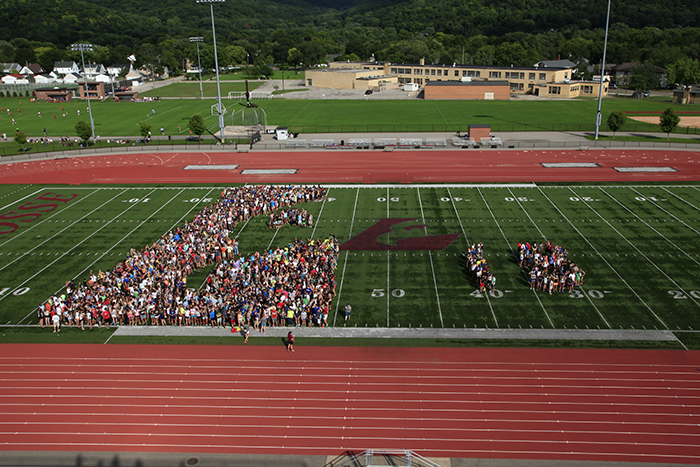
left=113, top=324, right=678, bottom=341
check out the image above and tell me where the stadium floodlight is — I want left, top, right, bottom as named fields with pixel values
left=71, top=43, right=96, bottom=142
left=197, top=0, right=225, bottom=143
left=594, top=0, right=611, bottom=140
left=189, top=37, right=205, bottom=100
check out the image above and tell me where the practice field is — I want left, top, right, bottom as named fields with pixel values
left=1, top=183, right=700, bottom=336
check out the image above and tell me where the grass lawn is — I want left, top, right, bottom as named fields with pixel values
left=1, top=183, right=700, bottom=351
left=140, top=81, right=265, bottom=98
left=0, top=94, right=693, bottom=141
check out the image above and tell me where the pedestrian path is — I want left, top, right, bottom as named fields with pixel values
left=113, top=324, right=677, bottom=341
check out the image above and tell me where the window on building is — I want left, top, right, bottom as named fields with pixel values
left=398, top=78, right=405, bottom=84
left=529, top=73, right=535, bottom=80
left=519, top=83, right=524, bottom=90
left=489, top=71, right=501, bottom=78
left=391, top=68, right=397, bottom=74
left=406, top=69, right=411, bottom=74
left=416, top=78, right=422, bottom=84
left=505, top=72, right=510, bottom=79
left=431, top=69, right=436, bottom=75
left=414, top=69, right=421, bottom=75
left=548, top=86, right=561, bottom=95
left=437, top=70, right=442, bottom=76
left=510, top=82, right=519, bottom=91
left=405, top=78, right=411, bottom=83
left=539, top=73, right=546, bottom=80
left=454, top=70, right=459, bottom=77
left=528, top=83, right=534, bottom=89
left=476, top=71, right=480, bottom=77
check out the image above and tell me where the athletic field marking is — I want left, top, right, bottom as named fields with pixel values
left=0, top=188, right=99, bottom=249
left=417, top=188, right=444, bottom=328
left=266, top=226, right=280, bottom=252
left=333, top=188, right=359, bottom=327
left=613, top=167, right=678, bottom=172
left=597, top=187, right=700, bottom=305
left=512, top=187, right=611, bottom=327
left=605, top=189, right=700, bottom=266
left=0, top=189, right=125, bottom=274
left=12, top=188, right=159, bottom=322
left=661, top=186, right=700, bottom=213
left=0, top=187, right=46, bottom=214
left=535, top=188, right=619, bottom=328
left=631, top=187, right=700, bottom=236
left=310, top=188, right=328, bottom=240
left=184, top=164, right=240, bottom=170
left=22, top=188, right=219, bottom=325
left=478, top=188, right=553, bottom=328
left=386, top=187, right=390, bottom=327
left=572, top=187, right=700, bottom=311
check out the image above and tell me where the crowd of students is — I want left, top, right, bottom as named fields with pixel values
left=269, top=208, right=313, bottom=229
left=518, top=240, right=585, bottom=294
left=464, top=242, right=496, bottom=292
left=39, top=185, right=335, bottom=332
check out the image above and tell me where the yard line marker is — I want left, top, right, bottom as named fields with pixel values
left=12, top=188, right=161, bottom=322
left=478, top=188, right=553, bottom=328
left=447, top=188, right=497, bottom=327
left=417, top=188, right=444, bottom=328
left=570, top=187, right=693, bottom=319
left=0, top=189, right=125, bottom=274
left=661, top=186, right=700, bottom=214
left=536, top=188, right=614, bottom=328
left=606, top=188, right=700, bottom=266
left=310, top=188, right=329, bottom=240
left=630, top=187, right=700, bottom=237
left=585, top=187, right=700, bottom=309
left=333, top=188, right=360, bottom=327
left=447, top=187, right=469, bottom=245
left=0, top=188, right=99, bottom=249
left=386, top=187, right=390, bottom=327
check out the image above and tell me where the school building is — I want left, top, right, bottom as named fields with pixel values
left=305, top=59, right=608, bottom=99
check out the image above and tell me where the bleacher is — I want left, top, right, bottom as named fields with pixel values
left=399, top=138, right=423, bottom=149
left=424, top=138, right=446, bottom=148
left=452, top=137, right=476, bottom=148
left=311, top=139, right=336, bottom=148
left=349, top=138, right=372, bottom=149
left=285, top=139, right=307, bottom=148
left=373, top=138, right=397, bottom=149
left=480, top=136, right=503, bottom=147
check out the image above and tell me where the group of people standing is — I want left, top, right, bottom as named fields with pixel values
left=39, top=185, right=335, bottom=332
left=464, top=242, right=496, bottom=292
left=518, top=241, right=586, bottom=294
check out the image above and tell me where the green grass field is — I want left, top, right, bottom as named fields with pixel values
left=0, top=94, right=692, bottom=142
left=139, top=81, right=265, bottom=98
left=2, top=183, right=700, bottom=338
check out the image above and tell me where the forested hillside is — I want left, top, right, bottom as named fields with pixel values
left=1, top=0, right=699, bottom=81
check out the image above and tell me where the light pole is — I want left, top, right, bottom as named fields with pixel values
left=71, top=43, right=96, bottom=142
left=594, top=0, right=612, bottom=140
left=197, top=0, right=225, bottom=143
left=189, top=37, right=204, bottom=100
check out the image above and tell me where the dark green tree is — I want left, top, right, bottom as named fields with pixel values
left=607, top=110, right=626, bottom=137
left=666, top=58, right=700, bottom=86
left=14, top=131, right=28, bottom=149
left=139, top=122, right=152, bottom=142
left=659, top=108, right=680, bottom=139
left=629, top=62, right=660, bottom=93
left=188, top=114, right=206, bottom=138
left=74, top=120, right=92, bottom=144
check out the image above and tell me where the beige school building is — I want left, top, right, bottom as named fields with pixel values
left=306, top=59, right=608, bottom=99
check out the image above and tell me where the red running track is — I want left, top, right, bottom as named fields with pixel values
left=1, top=344, right=699, bottom=464
left=0, top=148, right=699, bottom=184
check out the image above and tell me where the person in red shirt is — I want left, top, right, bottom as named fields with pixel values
left=286, top=331, right=294, bottom=352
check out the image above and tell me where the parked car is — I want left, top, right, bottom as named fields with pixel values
left=186, top=136, right=201, bottom=142
left=364, top=90, right=373, bottom=95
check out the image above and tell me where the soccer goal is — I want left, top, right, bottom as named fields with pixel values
left=210, top=103, right=227, bottom=116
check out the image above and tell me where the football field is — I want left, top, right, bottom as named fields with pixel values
left=1, top=183, right=700, bottom=334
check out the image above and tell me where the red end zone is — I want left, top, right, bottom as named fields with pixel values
left=0, top=148, right=698, bottom=184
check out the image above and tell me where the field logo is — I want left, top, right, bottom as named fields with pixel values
left=340, top=218, right=460, bottom=251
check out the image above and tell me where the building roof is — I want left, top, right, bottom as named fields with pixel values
left=424, top=80, right=510, bottom=86
left=535, top=59, right=576, bottom=68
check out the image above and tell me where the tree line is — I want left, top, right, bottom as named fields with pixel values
left=1, top=0, right=699, bottom=85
